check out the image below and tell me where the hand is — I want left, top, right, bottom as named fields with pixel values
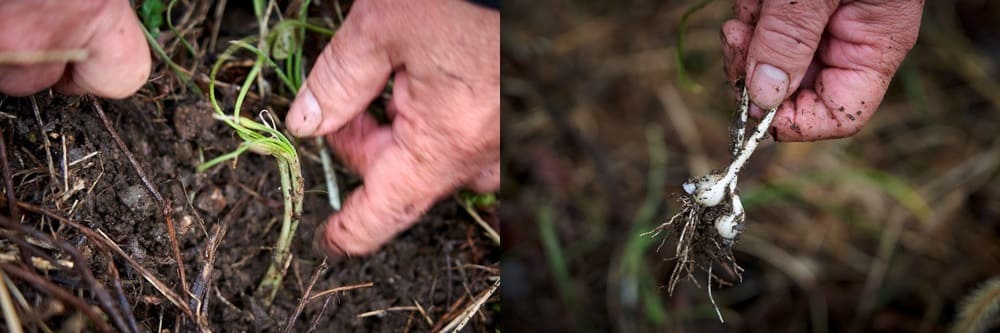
left=721, top=0, right=923, bottom=141
left=286, top=0, right=500, bottom=257
left=0, top=0, right=150, bottom=98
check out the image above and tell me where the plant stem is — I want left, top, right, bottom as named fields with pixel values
left=257, top=157, right=303, bottom=304
left=140, top=23, right=200, bottom=94
left=317, top=137, right=342, bottom=211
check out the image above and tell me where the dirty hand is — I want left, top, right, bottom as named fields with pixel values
left=285, top=0, right=499, bottom=257
left=0, top=0, right=150, bottom=98
left=722, top=0, right=923, bottom=141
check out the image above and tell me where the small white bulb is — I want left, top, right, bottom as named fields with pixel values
left=715, top=213, right=738, bottom=240
left=715, top=194, right=745, bottom=241
left=682, top=182, right=696, bottom=195
left=684, top=173, right=728, bottom=207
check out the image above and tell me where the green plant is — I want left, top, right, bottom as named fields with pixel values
left=166, top=0, right=196, bottom=58
left=139, top=0, right=200, bottom=93
left=198, top=0, right=333, bottom=305
left=538, top=203, right=576, bottom=310
left=139, top=0, right=166, bottom=36
left=457, top=191, right=500, bottom=245
left=618, top=125, right=670, bottom=328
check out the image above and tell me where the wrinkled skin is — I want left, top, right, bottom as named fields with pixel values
left=285, top=0, right=500, bottom=257
left=722, top=0, right=923, bottom=141
left=0, top=0, right=149, bottom=98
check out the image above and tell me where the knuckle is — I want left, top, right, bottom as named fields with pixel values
left=311, top=46, right=364, bottom=108
left=754, top=16, right=824, bottom=62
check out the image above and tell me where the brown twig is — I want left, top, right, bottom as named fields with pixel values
left=90, top=99, right=164, bottom=205
left=0, top=126, right=17, bottom=219
left=0, top=253, right=73, bottom=270
left=208, top=0, right=228, bottom=53
left=307, top=282, right=375, bottom=302
left=0, top=215, right=130, bottom=332
left=282, top=259, right=328, bottom=333
left=305, top=295, right=333, bottom=333
left=0, top=269, right=22, bottom=333
left=1, top=233, right=72, bottom=271
left=357, top=306, right=422, bottom=319
left=189, top=196, right=247, bottom=330
left=0, top=124, right=32, bottom=274
left=107, top=257, right=140, bottom=333
left=0, top=263, right=113, bottom=332
left=413, top=299, right=434, bottom=326
left=429, top=294, right=469, bottom=332
left=29, top=96, right=57, bottom=190
left=91, top=99, right=189, bottom=304
left=11, top=201, right=195, bottom=319
left=437, top=279, right=500, bottom=333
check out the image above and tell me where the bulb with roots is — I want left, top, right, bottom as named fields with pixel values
left=682, top=99, right=776, bottom=241
left=652, top=85, right=771, bottom=324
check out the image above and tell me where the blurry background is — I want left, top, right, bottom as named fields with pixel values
left=500, top=0, right=1000, bottom=332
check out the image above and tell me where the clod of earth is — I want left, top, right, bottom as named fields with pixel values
left=119, top=184, right=155, bottom=217
left=195, top=186, right=227, bottom=216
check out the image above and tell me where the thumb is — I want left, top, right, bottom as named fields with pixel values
left=55, top=0, right=150, bottom=99
left=315, top=143, right=461, bottom=257
left=286, top=14, right=393, bottom=137
left=745, top=0, right=839, bottom=109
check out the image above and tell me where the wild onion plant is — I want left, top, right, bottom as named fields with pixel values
left=648, top=84, right=777, bottom=322
left=199, top=0, right=334, bottom=305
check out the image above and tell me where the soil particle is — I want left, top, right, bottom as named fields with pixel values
left=173, top=102, right=217, bottom=141
left=119, top=184, right=155, bottom=217
left=173, top=141, right=197, bottom=167
left=175, top=214, right=195, bottom=236
left=195, top=186, right=227, bottom=216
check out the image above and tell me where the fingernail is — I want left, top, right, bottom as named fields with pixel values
left=289, top=87, right=322, bottom=137
left=749, top=63, right=788, bottom=109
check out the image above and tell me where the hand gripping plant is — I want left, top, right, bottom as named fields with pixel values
left=648, top=84, right=777, bottom=322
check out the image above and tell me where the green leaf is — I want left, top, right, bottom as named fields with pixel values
left=458, top=191, right=497, bottom=208
left=139, top=0, right=166, bottom=35
left=271, top=23, right=297, bottom=60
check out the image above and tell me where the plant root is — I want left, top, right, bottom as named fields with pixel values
left=648, top=85, right=772, bottom=322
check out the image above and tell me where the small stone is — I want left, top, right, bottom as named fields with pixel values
left=119, top=184, right=154, bottom=216
left=173, top=103, right=215, bottom=141
left=195, top=186, right=227, bottom=216
left=176, top=214, right=194, bottom=235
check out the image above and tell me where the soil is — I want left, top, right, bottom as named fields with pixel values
left=0, top=1, right=499, bottom=332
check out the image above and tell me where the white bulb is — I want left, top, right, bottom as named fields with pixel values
left=684, top=173, right=728, bottom=207
left=716, top=193, right=745, bottom=241
left=715, top=213, right=738, bottom=240
left=682, top=182, right=696, bottom=195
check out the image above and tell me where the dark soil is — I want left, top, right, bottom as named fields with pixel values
left=0, top=1, right=498, bottom=332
